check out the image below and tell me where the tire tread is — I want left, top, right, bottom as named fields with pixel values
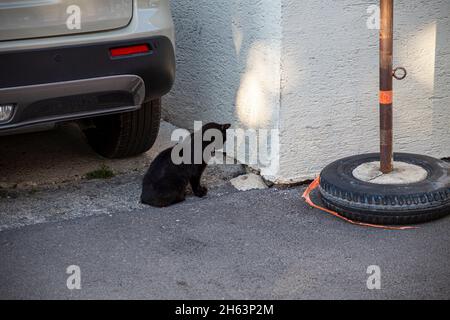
left=319, top=153, right=450, bottom=225
left=85, top=99, right=161, bottom=159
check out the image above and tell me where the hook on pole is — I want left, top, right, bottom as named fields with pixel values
left=393, top=67, right=407, bottom=80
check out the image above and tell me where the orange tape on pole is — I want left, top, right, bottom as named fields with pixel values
left=380, top=90, right=393, bottom=105
left=302, top=177, right=417, bottom=230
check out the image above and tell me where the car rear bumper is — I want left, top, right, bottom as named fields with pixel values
left=0, top=75, right=145, bottom=131
left=0, top=35, right=175, bottom=131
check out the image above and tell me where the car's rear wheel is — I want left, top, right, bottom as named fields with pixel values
left=84, top=99, right=161, bottom=159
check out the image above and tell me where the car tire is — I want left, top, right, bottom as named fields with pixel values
left=319, top=153, right=450, bottom=225
left=85, top=99, right=161, bottom=159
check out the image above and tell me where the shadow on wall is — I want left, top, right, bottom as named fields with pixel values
left=164, top=0, right=282, bottom=130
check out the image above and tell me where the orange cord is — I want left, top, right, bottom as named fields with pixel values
left=302, top=177, right=418, bottom=230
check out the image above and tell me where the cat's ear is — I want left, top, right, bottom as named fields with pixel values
left=222, top=124, right=231, bottom=130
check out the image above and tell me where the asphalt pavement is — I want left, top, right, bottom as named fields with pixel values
left=1, top=185, right=449, bottom=299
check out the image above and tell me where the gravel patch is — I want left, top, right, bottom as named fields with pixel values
left=0, top=162, right=245, bottom=231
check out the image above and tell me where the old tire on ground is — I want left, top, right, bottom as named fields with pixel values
left=319, top=153, right=450, bottom=225
left=85, top=99, right=161, bottom=159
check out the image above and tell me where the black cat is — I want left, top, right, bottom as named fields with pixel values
left=141, top=122, right=231, bottom=207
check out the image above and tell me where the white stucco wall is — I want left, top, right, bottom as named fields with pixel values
left=166, top=0, right=450, bottom=183
left=277, top=0, right=450, bottom=183
left=165, top=0, right=282, bottom=131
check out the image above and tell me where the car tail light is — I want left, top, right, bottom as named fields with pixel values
left=110, top=44, right=150, bottom=58
left=0, top=104, right=14, bottom=122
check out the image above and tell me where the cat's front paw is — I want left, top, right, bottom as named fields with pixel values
left=194, top=186, right=208, bottom=198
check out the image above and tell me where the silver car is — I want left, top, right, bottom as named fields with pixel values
left=0, top=0, right=175, bottom=158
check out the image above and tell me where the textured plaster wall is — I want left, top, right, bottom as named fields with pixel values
left=277, top=0, right=450, bottom=183
left=165, top=0, right=450, bottom=183
left=165, top=0, right=282, bottom=131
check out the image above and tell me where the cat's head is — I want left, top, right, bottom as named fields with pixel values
left=202, top=123, right=231, bottom=134
left=201, top=122, right=231, bottom=149
left=202, top=123, right=231, bottom=141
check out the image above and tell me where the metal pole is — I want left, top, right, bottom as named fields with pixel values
left=379, top=0, right=394, bottom=173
